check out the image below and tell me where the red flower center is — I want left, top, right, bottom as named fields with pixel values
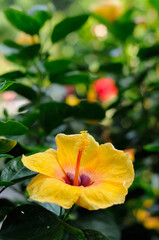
left=63, top=172, right=93, bottom=187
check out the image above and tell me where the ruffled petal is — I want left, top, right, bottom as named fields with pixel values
left=55, top=133, right=99, bottom=173
left=81, top=143, right=134, bottom=188
left=76, top=180, right=128, bottom=210
left=22, top=149, right=65, bottom=179
left=27, top=174, right=82, bottom=209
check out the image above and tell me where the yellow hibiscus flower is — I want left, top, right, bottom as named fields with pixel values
left=22, top=131, right=134, bottom=210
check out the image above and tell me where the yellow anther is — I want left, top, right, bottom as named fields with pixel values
left=80, top=130, right=88, bottom=135
left=75, top=130, right=90, bottom=153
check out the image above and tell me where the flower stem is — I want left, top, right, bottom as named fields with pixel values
left=60, top=206, right=63, bottom=217
left=63, top=205, right=75, bottom=222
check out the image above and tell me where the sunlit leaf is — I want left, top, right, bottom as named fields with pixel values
left=0, top=139, right=17, bottom=154
left=144, top=141, right=159, bottom=152
left=0, top=154, right=13, bottom=159
left=0, top=81, right=14, bottom=93
left=149, top=0, right=159, bottom=12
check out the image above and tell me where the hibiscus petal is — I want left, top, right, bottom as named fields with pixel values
left=22, top=149, right=65, bottom=179
left=55, top=133, right=99, bottom=173
left=27, top=174, right=82, bottom=209
left=45, top=148, right=57, bottom=155
left=76, top=181, right=128, bottom=210
left=81, top=143, right=134, bottom=188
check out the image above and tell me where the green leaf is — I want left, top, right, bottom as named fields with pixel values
left=0, top=70, right=25, bottom=81
left=0, top=120, right=28, bottom=136
left=0, top=199, right=15, bottom=222
left=0, top=204, right=64, bottom=240
left=33, top=201, right=65, bottom=216
left=4, top=8, right=40, bottom=35
left=39, top=101, right=105, bottom=133
left=28, top=5, right=52, bottom=28
left=0, top=81, right=14, bottom=93
left=70, top=210, right=120, bottom=240
left=8, top=83, right=37, bottom=101
left=0, top=41, right=21, bottom=57
left=21, top=110, right=39, bottom=127
left=99, top=62, right=123, bottom=74
left=84, top=229, right=109, bottom=240
left=17, top=44, right=40, bottom=60
left=112, top=9, right=135, bottom=41
left=3, top=40, right=22, bottom=50
left=51, top=14, right=89, bottom=43
left=0, top=181, right=14, bottom=187
left=144, top=141, right=159, bottom=152
left=91, top=13, right=112, bottom=31
left=52, top=72, right=90, bottom=85
left=39, top=102, right=72, bottom=133
left=0, top=157, right=36, bottom=182
left=138, top=44, right=159, bottom=60
left=0, top=139, right=17, bottom=154
left=112, top=20, right=135, bottom=42
left=92, top=11, right=135, bottom=41
left=0, top=42, right=40, bottom=63
left=73, top=101, right=105, bottom=120
left=118, top=8, right=134, bottom=22
left=45, top=59, right=71, bottom=74
left=7, top=44, right=41, bottom=62
left=63, top=222, right=84, bottom=240
left=0, top=154, right=13, bottom=159
left=149, top=0, right=159, bottom=12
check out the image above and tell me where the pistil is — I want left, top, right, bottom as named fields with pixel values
left=73, top=131, right=90, bottom=186
left=74, top=150, right=83, bottom=186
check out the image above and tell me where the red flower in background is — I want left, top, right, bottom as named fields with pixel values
left=94, top=77, right=118, bottom=102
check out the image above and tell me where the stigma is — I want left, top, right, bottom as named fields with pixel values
left=73, top=131, right=90, bottom=186
left=75, top=131, right=90, bottom=153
